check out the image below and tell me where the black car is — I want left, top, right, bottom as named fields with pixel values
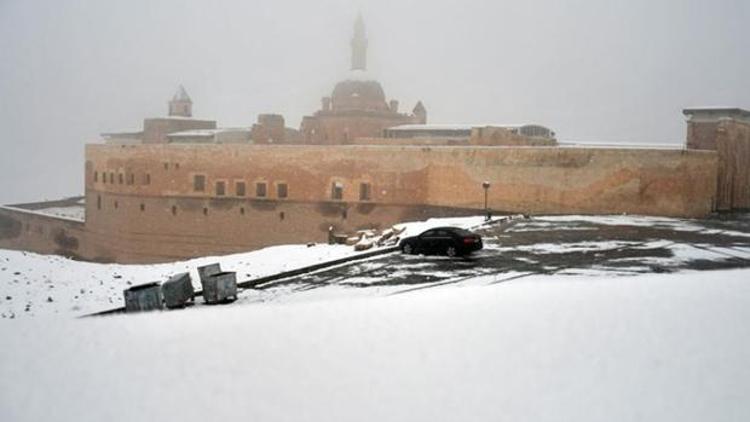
left=399, top=227, right=483, bottom=257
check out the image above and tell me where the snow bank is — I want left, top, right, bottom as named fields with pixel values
left=1, top=269, right=749, bottom=421
left=537, top=214, right=747, bottom=235
left=0, top=216, right=498, bottom=318
left=0, top=243, right=357, bottom=318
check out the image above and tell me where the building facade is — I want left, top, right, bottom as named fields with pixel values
left=0, top=18, right=747, bottom=264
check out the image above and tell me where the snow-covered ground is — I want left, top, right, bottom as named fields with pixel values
left=0, top=216, right=494, bottom=318
left=1, top=214, right=750, bottom=420
left=33, top=205, right=85, bottom=221
left=1, top=268, right=749, bottom=422
left=2, top=197, right=86, bottom=222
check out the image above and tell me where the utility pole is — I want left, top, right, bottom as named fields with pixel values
left=482, top=181, right=491, bottom=221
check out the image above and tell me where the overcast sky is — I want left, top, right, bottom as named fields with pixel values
left=0, top=0, right=748, bottom=204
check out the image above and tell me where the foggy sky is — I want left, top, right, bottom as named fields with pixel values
left=0, top=0, right=748, bottom=204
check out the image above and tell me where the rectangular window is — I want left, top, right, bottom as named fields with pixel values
left=236, top=181, right=246, bottom=197
left=331, top=182, right=343, bottom=200
left=256, top=182, right=267, bottom=198
left=277, top=183, right=288, bottom=199
left=94, top=171, right=98, bottom=182
left=118, top=173, right=124, bottom=184
left=193, top=175, right=206, bottom=192
left=109, top=173, right=114, bottom=184
left=216, top=181, right=226, bottom=196
left=144, top=173, right=151, bottom=185
left=359, top=183, right=371, bottom=201
left=128, top=174, right=135, bottom=185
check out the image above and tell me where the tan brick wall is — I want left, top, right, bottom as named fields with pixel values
left=301, top=112, right=416, bottom=144
left=81, top=192, right=474, bottom=263
left=0, top=144, right=719, bottom=264
left=0, top=207, right=88, bottom=260
left=715, top=121, right=750, bottom=210
left=75, top=143, right=719, bottom=262
left=686, top=119, right=750, bottom=210
left=469, top=127, right=557, bottom=146
left=686, top=121, right=721, bottom=150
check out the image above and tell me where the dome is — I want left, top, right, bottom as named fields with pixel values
left=330, top=79, right=389, bottom=112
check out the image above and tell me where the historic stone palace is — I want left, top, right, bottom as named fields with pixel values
left=1, top=17, right=748, bottom=263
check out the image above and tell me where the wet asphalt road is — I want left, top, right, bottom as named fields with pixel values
left=256, top=214, right=750, bottom=292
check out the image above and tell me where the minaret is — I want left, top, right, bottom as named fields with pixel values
left=169, top=85, right=192, bottom=117
left=413, top=101, right=427, bottom=124
left=351, top=14, right=368, bottom=71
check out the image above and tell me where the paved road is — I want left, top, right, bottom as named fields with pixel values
left=256, top=214, right=750, bottom=293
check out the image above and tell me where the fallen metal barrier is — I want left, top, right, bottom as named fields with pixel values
left=163, top=272, right=195, bottom=309
left=83, top=245, right=399, bottom=318
left=123, top=282, right=164, bottom=313
left=202, top=271, right=238, bottom=304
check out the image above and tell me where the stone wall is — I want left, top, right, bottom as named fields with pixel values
left=1, top=144, right=718, bottom=264
left=686, top=119, right=750, bottom=210
left=469, top=127, right=558, bottom=146
left=300, top=112, right=416, bottom=144
left=0, top=207, right=88, bottom=260
left=82, top=193, right=475, bottom=263
left=76, top=144, right=719, bottom=263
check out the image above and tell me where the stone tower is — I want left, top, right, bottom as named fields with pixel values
left=351, top=14, right=368, bottom=71
left=413, top=101, right=427, bottom=124
left=169, top=85, right=192, bottom=117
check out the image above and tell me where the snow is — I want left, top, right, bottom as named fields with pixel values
left=29, top=205, right=85, bottom=221
left=490, top=240, right=643, bottom=254
left=2, top=214, right=750, bottom=420
left=0, top=244, right=357, bottom=318
left=537, top=214, right=747, bottom=234
left=168, top=127, right=250, bottom=137
left=388, top=123, right=526, bottom=131
left=0, top=205, right=84, bottom=224
left=1, top=269, right=750, bottom=421
left=558, top=141, right=684, bottom=149
left=393, top=215, right=500, bottom=239
left=0, top=216, right=495, bottom=318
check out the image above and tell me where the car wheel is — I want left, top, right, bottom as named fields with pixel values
left=402, top=243, right=414, bottom=255
left=446, top=246, right=457, bottom=257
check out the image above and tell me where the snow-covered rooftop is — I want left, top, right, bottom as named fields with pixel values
left=168, top=127, right=250, bottom=137
left=558, top=140, right=684, bottom=150
left=100, top=130, right=143, bottom=138
left=388, top=123, right=527, bottom=131
left=683, top=106, right=750, bottom=115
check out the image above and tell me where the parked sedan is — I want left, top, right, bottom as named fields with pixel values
left=399, top=227, right=483, bottom=257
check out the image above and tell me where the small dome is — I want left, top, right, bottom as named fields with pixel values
left=330, top=79, right=388, bottom=112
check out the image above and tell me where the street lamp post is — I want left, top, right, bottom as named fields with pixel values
left=482, top=181, right=491, bottom=221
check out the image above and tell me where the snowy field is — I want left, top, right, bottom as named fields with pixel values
left=1, top=214, right=750, bottom=421
left=0, top=243, right=361, bottom=318
left=0, top=216, right=495, bottom=318
left=1, top=269, right=749, bottom=421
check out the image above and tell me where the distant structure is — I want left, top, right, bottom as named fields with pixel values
left=101, top=85, right=216, bottom=145
left=0, top=16, right=744, bottom=265
left=300, top=16, right=426, bottom=144
left=684, top=107, right=750, bottom=211
left=169, top=85, right=192, bottom=117
left=351, top=14, right=367, bottom=71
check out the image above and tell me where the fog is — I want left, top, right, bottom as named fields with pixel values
left=0, top=0, right=748, bottom=204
